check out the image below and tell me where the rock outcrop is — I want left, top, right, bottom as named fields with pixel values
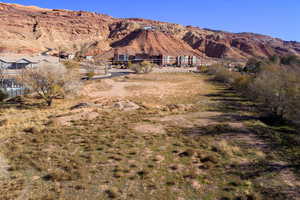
left=0, top=3, right=299, bottom=61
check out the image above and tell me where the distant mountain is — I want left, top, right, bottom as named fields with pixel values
left=0, top=3, right=299, bottom=61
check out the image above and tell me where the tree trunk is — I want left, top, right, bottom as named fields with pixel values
left=46, top=98, right=53, bottom=107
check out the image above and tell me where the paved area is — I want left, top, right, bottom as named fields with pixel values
left=152, top=67, right=197, bottom=73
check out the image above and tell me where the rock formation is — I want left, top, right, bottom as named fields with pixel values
left=0, top=3, right=299, bottom=61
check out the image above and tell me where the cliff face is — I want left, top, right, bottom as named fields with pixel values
left=0, top=3, right=113, bottom=54
left=0, top=3, right=299, bottom=60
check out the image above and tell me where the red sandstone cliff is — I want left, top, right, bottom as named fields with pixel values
left=0, top=3, right=299, bottom=61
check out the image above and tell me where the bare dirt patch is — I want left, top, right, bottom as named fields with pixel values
left=132, top=123, right=166, bottom=134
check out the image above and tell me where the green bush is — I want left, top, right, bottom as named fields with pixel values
left=198, top=66, right=209, bottom=73
left=86, top=71, right=95, bottom=80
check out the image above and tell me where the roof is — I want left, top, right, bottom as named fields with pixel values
left=0, top=54, right=59, bottom=64
left=15, top=58, right=33, bottom=64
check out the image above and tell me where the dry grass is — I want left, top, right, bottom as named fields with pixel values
left=0, top=73, right=298, bottom=200
left=125, top=73, right=213, bottom=107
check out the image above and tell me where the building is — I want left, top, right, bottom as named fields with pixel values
left=85, top=56, right=94, bottom=61
left=59, top=52, right=75, bottom=60
left=157, top=55, right=176, bottom=66
left=142, top=26, right=157, bottom=31
left=0, top=55, right=59, bottom=70
left=112, top=53, right=199, bottom=67
left=188, top=56, right=198, bottom=66
left=114, top=52, right=129, bottom=62
left=176, top=56, right=189, bottom=67
left=113, top=53, right=129, bottom=65
left=0, top=58, right=39, bottom=69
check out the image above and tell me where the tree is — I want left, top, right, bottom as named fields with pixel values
left=281, top=55, right=300, bottom=66
left=269, top=55, right=280, bottom=65
left=62, top=60, right=80, bottom=70
left=84, top=60, right=97, bottom=80
left=0, top=67, right=8, bottom=101
left=0, top=66, right=6, bottom=87
left=249, top=65, right=300, bottom=121
left=0, top=89, right=8, bottom=101
left=130, top=61, right=154, bottom=74
left=20, top=63, right=82, bottom=106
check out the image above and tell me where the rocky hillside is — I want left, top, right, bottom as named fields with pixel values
left=0, top=3, right=299, bottom=61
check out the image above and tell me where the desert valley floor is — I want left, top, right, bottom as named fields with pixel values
left=0, top=72, right=299, bottom=200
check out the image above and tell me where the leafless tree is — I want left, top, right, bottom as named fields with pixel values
left=249, top=65, right=300, bottom=121
left=130, top=61, right=154, bottom=74
left=0, top=67, right=8, bottom=101
left=0, top=66, right=6, bottom=87
left=20, top=63, right=82, bottom=106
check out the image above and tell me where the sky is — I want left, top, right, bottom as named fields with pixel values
left=2, top=0, right=300, bottom=41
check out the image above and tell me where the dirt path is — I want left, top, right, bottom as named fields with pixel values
left=139, top=88, right=300, bottom=199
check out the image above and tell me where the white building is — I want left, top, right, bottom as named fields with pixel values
left=0, top=55, right=59, bottom=70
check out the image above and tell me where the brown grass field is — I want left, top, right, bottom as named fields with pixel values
left=0, top=73, right=299, bottom=200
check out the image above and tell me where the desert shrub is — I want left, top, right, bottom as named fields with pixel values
left=20, top=63, right=82, bottom=106
left=198, top=65, right=209, bottom=73
left=127, top=61, right=133, bottom=69
left=86, top=71, right=95, bottom=80
left=207, top=64, right=238, bottom=84
left=232, top=74, right=252, bottom=94
left=0, top=89, right=8, bottom=101
left=281, top=55, right=300, bottom=66
left=244, top=58, right=270, bottom=73
left=62, top=60, right=80, bottom=70
left=206, top=63, right=300, bottom=122
left=269, top=55, right=281, bottom=65
left=130, top=61, right=154, bottom=74
left=249, top=65, right=300, bottom=121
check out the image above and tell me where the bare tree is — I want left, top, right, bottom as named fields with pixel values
left=0, top=66, right=6, bottom=87
left=0, top=67, right=8, bottom=101
left=247, top=65, right=300, bottom=121
left=130, top=61, right=154, bottom=74
left=20, top=63, right=82, bottom=106
left=84, top=60, right=97, bottom=80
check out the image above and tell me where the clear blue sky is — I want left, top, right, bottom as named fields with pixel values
left=3, top=0, right=300, bottom=41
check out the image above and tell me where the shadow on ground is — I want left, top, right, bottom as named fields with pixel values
left=181, top=83, right=300, bottom=200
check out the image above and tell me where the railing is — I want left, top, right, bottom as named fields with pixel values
left=0, top=80, right=30, bottom=98
left=1, top=87, right=30, bottom=98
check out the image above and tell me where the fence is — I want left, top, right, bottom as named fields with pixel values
left=1, top=87, right=30, bottom=98
left=0, top=79, right=30, bottom=98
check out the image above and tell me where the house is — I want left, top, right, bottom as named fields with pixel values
left=59, top=52, right=75, bottom=60
left=143, top=26, right=157, bottom=31
left=68, top=54, right=75, bottom=60
left=0, top=58, right=38, bottom=69
left=85, top=56, right=94, bottom=60
left=113, top=53, right=129, bottom=64
left=0, top=55, right=60, bottom=70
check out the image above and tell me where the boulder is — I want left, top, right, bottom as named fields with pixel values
left=70, top=102, right=99, bottom=110
left=112, top=101, right=140, bottom=111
